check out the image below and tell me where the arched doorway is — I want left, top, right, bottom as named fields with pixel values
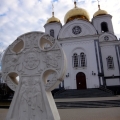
left=76, top=72, right=87, bottom=90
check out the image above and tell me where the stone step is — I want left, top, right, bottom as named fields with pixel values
left=54, top=88, right=114, bottom=99
left=56, top=100, right=120, bottom=109
left=1, top=100, right=120, bottom=109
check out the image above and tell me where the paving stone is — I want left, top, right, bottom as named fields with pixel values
left=0, top=108, right=120, bottom=120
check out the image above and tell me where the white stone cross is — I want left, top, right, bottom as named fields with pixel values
left=2, top=32, right=66, bottom=120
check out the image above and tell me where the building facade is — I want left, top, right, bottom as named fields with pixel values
left=43, top=2, right=120, bottom=90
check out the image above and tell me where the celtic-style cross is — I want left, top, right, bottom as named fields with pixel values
left=2, top=32, right=66, bottom=120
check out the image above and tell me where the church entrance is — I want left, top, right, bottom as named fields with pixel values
left=76, top=72, right=87, bottom=90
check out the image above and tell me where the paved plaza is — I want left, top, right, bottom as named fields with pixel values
left=0, top=96, right=120, bottom=120
left=55, top=95, right=120, bottom=102
left=0, top=107, right=120, bottom=120
left=59, top=107, right=120, bottom=120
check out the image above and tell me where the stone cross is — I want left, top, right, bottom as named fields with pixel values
left=2, top=32, right=66, bottom=120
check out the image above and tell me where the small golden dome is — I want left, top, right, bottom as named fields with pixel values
left=93, top=4, right=108, bottom=17
left=64, top=2, right=90, bottom=23
left=93, top=9, right=108, bottom=17
left=47, top=12, right=60, bottom=24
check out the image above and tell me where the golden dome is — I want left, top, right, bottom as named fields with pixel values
left=93, top=5, right=108, bottom=17
left=64, top=2, right=90, bottom=23
left=93, top=9, right=108, bottom=17
left=47, top=12, right=60, bottom=24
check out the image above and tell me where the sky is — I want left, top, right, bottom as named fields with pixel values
left=0, top=0, right=120, bottom=51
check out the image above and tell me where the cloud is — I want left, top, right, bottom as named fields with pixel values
left=0, top=0, right=120, bottom=50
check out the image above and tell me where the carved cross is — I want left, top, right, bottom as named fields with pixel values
left=2, top=32, right=66, bottom=120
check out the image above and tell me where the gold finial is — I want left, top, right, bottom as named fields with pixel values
left=52, top=12, right=54, bottom=17
left=97, top=0, right=100, bottom=10
left=52, top=3, right=54, bottom=16
left=74, top=0, right=77, bottom=8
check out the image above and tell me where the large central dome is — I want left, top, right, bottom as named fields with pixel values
left=64, top=2, right=90, bottom=24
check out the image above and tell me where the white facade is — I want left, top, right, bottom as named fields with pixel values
left=44, top=13, right=120, bottom=90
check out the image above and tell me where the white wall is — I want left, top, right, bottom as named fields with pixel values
left=60, top=38, right=99, bottom=89
left=101, top=45, right=120, bottom=86
left=106, top=79, right=120, bottom=86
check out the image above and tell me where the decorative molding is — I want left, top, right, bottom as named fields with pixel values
left=62, top=40, right=94, bottom=46
left=58, top=34, right=98, bottom=42
left=101, top=45, right=115, bottom=49
left=58, top=19, right=97, bottom=39
left=99, top=32, right=117, bottom=42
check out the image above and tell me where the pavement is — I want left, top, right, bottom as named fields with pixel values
left=0, top=96, right=120, bottom=120
left=55, top=95, right=120, bottom=102
left=59, top=107, right=120, bottom=120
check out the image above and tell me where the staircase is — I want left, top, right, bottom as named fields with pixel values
left=54, top=88, right=114, bottom=99
left=0, top=88, right=118, bottom=109
left=56, top=100, right=120, bottom=109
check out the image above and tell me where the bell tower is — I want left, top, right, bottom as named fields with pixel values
left=92, top=1, right=114, bottom=34
left=44, top=4, right=62, bottom=39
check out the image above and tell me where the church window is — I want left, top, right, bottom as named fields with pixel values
left=80, top=52, right=86, bottom=67
left=101, top=22, right=108, bottom=32
left=50, top=29, right=54, bottom=37
left=104, top=36, right=109, bottom=41
left=73, top=53, right=79, bottom=67
left=72, top=26, right=81, bottom=35
left=106, top=56, right=114, bottom=69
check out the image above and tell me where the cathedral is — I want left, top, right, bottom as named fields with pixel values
left=44, top=2, right=120, bottom=90
left=1, top=2, right=120, bottom=92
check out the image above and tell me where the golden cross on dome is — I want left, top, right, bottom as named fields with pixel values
left=74, top=0, right=77, bottom=8
left=97, top=0, right=101, bottom=10
left=52, top=3, right=54, bottom=16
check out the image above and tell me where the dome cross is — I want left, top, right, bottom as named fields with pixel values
left=52, top=3, right=54, bottom=16
left=97, top=0, right=101, bottom=10
left=74, top=0, right=77, bottom=8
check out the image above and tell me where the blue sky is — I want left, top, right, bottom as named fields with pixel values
left=0, top=0, right=120, bottom=51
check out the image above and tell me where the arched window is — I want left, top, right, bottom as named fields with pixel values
left=106, top=56, right=114, bottom=69
left=80, top=52, right=86, bottom=67
left=50, top=29, right=54, bottom=37
left=101, top=22, right=108, bottom=32
left=73, top=53, right=79, bottom=68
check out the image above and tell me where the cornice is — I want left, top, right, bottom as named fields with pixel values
left=58, top=34, right=99, bottom=43
left=92, top=14, right=112, bottom=22
left=100, top=40, right=120, bottom=46
left=44, top=22, right=62, bottom=27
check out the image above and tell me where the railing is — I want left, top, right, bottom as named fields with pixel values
left=0, top=83, right=14, bottom=100
left=53, top=88, right=65, bottom=97
left=99, top=86, right=114, bottom=95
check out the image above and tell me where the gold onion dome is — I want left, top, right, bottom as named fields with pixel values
left=93, top=5, right=108, bottom=17
left=47, top=12, right=60, bottom=24
left=64, top=2, right=90, bottom=23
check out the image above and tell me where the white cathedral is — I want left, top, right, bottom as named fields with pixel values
left=44, top=2, right=120, bottom=90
